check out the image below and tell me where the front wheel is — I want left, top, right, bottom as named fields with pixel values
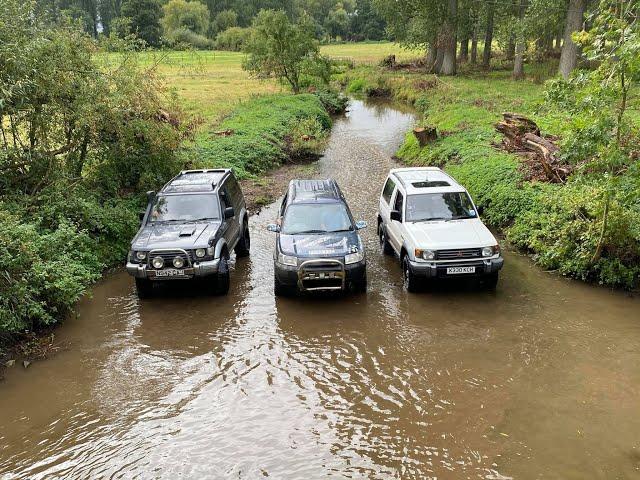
left=235, top=220, right=250, bottom=257
left=481, top=272, right=499, bottom=290
left=403, top=256, right=421, bottom=293
left=135, top=278, right=154, bottom=299
left=274, top=273, right=296, bottom=297
left=214, top=255, right=230, bottom=295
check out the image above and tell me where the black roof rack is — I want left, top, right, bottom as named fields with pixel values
left=162, top=169, right=229, bottom=194
left=288, top=179, right=343, bottom=204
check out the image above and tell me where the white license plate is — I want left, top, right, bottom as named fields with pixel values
left=155, top=269, right=185, bottom=277
left=447, top=266, right=476, bottom=275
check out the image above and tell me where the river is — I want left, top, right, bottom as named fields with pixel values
left=1, top=99, right=639, bottom=479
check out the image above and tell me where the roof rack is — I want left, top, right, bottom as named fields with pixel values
left=162, top=169, right=229, bottom=193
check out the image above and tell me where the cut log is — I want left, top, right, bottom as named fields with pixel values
left=523, top=133, right=564, bottom=183
left=413, top=126, right=438, bottom=147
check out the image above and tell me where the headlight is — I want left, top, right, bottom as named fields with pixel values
left=195, top=248, right=206, bottom=258
left=415, top=249, right=435, bottom=261
left=135, top=251, right=147, bottom=261
left=173, top=256, right=185, bottom=268
left=483, top=246, right=499, bottom=257
left=345, top=251, right=365, bottom=265
left=277, top=253, right=297, bottom=266
left=152, top=256, right=164, bottom=269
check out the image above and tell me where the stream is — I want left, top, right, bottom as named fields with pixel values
left=1, top=99, right=639, bottom=479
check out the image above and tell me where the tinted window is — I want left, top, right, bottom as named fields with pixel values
left=282, top=204, right=353, bottom=235
left=382, top=177, right=396, bottom=204
left=150, top=195, right=219, bottom=222
left=225, top=176, right=242, bottom=207
left=393, top=190, right=404, bottom=213
left=405, top=192, right=476, bottom=222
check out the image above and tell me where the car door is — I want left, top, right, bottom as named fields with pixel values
left=379, top=176, right=395, bottom=228
left=387, top=188, right=404, bottom=253
left=219, top=181, right=240, bottom=248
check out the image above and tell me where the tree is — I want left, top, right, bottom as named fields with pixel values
left=440, top=0, right=458, bottom=75
left=559, top=0, right=587, bottom=78
left=120, top=0, right=162, bottom=46
left=513, top=0, right=528, bottom=79
left=243, top=10, right=321, bottom=93
left=162, top=0, right=210, bottom=36
left=98, top=0, right=123, bottom=36
left=350, top=0, right=386, bottom=40
left=325, top=5, right=350, bottom=40
left=212, top=9, right=238, bottom=35
left=482, top=0, right=495, bottom=68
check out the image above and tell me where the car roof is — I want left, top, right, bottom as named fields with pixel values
left=160, top=169, right=230, bottom=194
left=287, top=179, right=344, bottom=204
left=390, top=167, right=466, bottom=195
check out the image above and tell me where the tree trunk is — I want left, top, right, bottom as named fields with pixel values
left=513, top=0, right=528, bottom=80
left=425, top=42, right=438, bottom=72
left=435, top=46, right=445, bottom=73
left=440, top=0, right=458, bottom=75
left=471, top=28, right=478, bottom=64
left=482, top=1, right=495, bottom=69
left=558, top=0, right=586, bottom=79
left=507, top=33, right=516, bottom=61
left=459, top=36, right=469, bottom=62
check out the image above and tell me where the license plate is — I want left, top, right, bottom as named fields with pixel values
left=155, top=269, right=185, bottom=277
left=447, top=266, right=476, bottom=275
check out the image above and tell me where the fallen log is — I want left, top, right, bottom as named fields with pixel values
left=413, top=126, right=438, bottom=147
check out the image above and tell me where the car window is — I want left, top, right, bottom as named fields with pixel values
left=393, top=190, right=404, bottom=214
left=405, top=192, right=477, bottom=222
left=150, top=194, right=219, bottom=222
left=279, top=194, right=288, bottom=217
left=282, top=203, right=353, bottom=235
left=382, top=177, right=396, bottom=204
left=225, top=175, right=242, bottom=207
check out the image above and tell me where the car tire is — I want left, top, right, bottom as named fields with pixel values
left=379, top=223, right=393, bottom=255
left=274, top=273, right=295, bottom=297
left=402, top=255, right=421, bottom=293
left=482, top=272, right=499, bottom=290
left=135, top=278, right=154, bottom=298
left=235, top=219, right=250, bottom=258
left=215, top=255, right=230, bottom=295
left=353, top=273, right=368, bottom=293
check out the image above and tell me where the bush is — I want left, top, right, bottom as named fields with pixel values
left=214, top=27, right=251, bottom=51
left=164, top=27, right=212, bottom=50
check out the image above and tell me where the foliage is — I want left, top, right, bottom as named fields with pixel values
left=243, top=10, right=326, bottom=93
left=190, top=94, right=331, bottom=178
left=162, top=0, right=210, bottom=36
left=165, top=27, right=213, bottom=49
left=212, top=9, right=238, bottom=35
left=214, top=27, right=252, bottom=51
left=120, top=0, right=163, bottom=46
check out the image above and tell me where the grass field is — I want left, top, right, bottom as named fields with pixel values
left=104, top=43, right=419, bottom=121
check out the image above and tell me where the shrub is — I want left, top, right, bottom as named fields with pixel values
left=164, top=27, right=212, bottom=50
left=214, top=26, right=252, bottom=51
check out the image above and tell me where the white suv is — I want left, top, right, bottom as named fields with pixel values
left=377, top=167, right=503, bottom=291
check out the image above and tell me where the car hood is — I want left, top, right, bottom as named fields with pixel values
left=279, top=231, right=361, bottom=257
left=407, top=219, right=497, bottom=249
left=132, top=222, right=220, bottom=250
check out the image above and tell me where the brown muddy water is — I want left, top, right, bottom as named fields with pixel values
left=2, top=100, right=640, bottom=480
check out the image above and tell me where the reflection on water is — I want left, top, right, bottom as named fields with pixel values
left=1, top=99, right=640, bottom=479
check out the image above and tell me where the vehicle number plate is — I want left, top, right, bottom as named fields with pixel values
left=447, top=266, right=475, bottom=275
left=155, top=269, right=185, bottom=277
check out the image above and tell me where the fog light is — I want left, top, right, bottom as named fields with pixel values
left=152, top=256, right=164, bottom=269
left=173, top=256, right=185, bottom=268
left=195, top=248, right=206, bottom=258
left=135, top=251, right=147, bottom=261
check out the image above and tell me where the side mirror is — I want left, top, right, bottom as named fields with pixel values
left=224, top=206, right=235, bottom=219
left=138, top=211, right=146, bottom=223
left=390, top=210, right=402, bottom=222
left=477, top=205, right=484, bottom=216
left=355, top=220, right=367, bottom=230
left=267, top=224, right=280, bottom=233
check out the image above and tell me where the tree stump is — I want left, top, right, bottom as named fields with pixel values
left=413, top=126, right=438, bottom=147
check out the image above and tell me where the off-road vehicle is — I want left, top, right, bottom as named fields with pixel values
left=126, top=169, right=250, bottom=297
left=377, top=167, right=503, bottom=291
left=268, top=179, right=367, bottom=296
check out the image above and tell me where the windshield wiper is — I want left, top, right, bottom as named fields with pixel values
left=326, top=228, right=353, bottom=233
left=287, top=229, right=327, bottom=234
left=185, top=217, right=218, bottom=222
left=413, top=217, right=450, bottom=222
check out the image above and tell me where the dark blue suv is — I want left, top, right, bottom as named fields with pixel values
left=267, top=179, right=367, bottom=296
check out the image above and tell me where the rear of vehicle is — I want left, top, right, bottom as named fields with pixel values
left=269, top=180, right=367, bottom=296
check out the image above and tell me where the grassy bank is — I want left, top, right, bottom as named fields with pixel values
left=338, top=65, right=640, bottom=288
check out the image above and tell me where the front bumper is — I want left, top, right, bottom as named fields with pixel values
left=275, top=259, right=366, bottom=292
left=126, top=259, right=221, bottom=280
left=408, top=256, right=504, bottom=278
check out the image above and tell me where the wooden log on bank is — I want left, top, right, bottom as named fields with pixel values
left=413, top=126, right=438, bottom=147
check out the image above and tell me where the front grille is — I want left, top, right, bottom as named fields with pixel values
left=302, top=261, right=343, bottom=272
left=298, top=259, right=345, bottom=291
left=436, top=248, right=482, bottom=260
left=148, top=249, right=192, bottom=269
left=302, top=277, right=343, bottom=289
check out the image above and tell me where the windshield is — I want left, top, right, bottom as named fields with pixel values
left=405, top=192, right=477, bottom=222
left=149, top=194, right=220, bottom=223
left=282, top=203, right=353, bottom=235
